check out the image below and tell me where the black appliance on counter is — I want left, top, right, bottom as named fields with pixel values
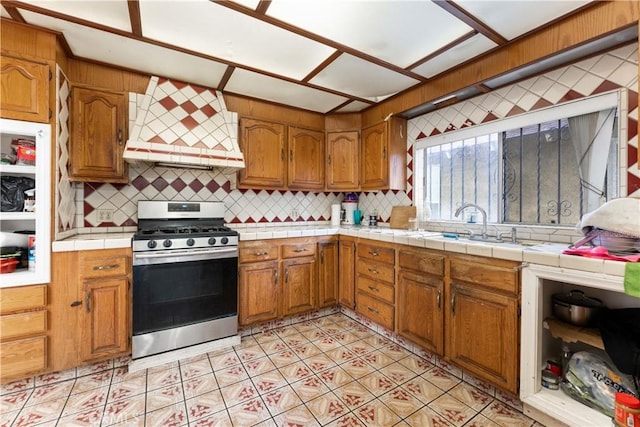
left=132, top=200, right=238, bottom=359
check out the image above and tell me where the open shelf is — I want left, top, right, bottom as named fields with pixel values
left=543, top=317, right=604, bottom=349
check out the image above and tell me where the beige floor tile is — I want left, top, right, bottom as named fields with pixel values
left=288, top=375, right=329, bottom=402
left=189, top=409, right=232, bottom=427
left=306, top=391, right=350, bottom=425
left=480, top=400, right=535, bottom=427
left=252, top=369, right=289, bottom=394
left=179, top=358, right=213, bottom=380
left=290, top=342, right=323, bottom=360
left=71, top=370, right=113, bottom=394
left=146, top=383, right=184, bottom=413
left=404, top=405, right=455, bottom=427
left=107, top=375, right=146, bottom=402
left=261, top=385, right=303, bottom=417
left=61, top=385, right=110, bottom=418
left=0, top=377, right=33, bottom=396
left=102, top=393, right=146, bottom=426
left=398, top=353, right=434, bottom=374
left=360, top=333, right=393, bottom=348
left=272, top=403, right=320, bottom=427
left=448, top=382, right=494, bottom=411
left=340, top=357, right=376, bottom=379
left=145, top=401, right=188, bottom=426
left=299, top=328, right=328, bottom=342
left=75, top=360, right=114, bottom=378
left=110, top=366, right=145, bottom=385
left=0, top=389, right=31, bottom=413
left=325, top=347, right=358, bottom=364
left=258, top=338, right=290, bottom=355
left=219, top=378, right=258, bottom=407
left=361, top=350, right=395, bottom=370
left=357, top=371, right=396, bottom=396
left=185, top=389, right=226, bottom=423
left=404, top=376, right=445, bottom=404
left=353, top=398, right=402, bottom=426
left=334, top=380, right=375, bottom=410
left=209, top=351, right=241, bottom=370
left=235, top=344, right=268, bottom=363
left=324, top=412, right=366, bottom=427
left=24, top=380, right=75, bottom=407
left=146, top=366, right=181, bottom=391
left=317, top=366, right=355, bottom=390
left=182, top=372, right=219, bottom=399
left=268, top=349, right=301, bottom=369
left=278, top=360, right=314, bottom=383
left=378, top=362, right=416, bottom=385
left=465, top=413, right=501, bottom=427
left=303, top=353, right=337, bottom=372
left=227, top=397, right=271, bottom=426
left=0, top=409, right=18, bottom=427
left=344, top=340, right=376, bottom=356
left=35, top=369, right=77, bottom=386
left=428, top=394, right=478, bottom=426
left=381, top=343, right=413, bottom=361
left=213, top=364, right=249, bottom=388
left=379, top=386, right=426, bottom=418
left=273, top=325, right=300, bottom=338
left=421, top=367, right=462, bottom=391
left=244, top=356, right=278, bottom=377
left=13, top=396, right=66, bottom=427
left=281, top=332, right=311, bottom=349
left=51, top=406, right=105, bottom=427
left=254, top=330, right=280, bottom=345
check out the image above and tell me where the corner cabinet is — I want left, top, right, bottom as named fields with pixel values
left=0, top=55, right=50, bottom=123
left=69, top=86, right=128, bottom=183
left=326, top=131, right=359, bottom=191
left=0, top=119, right=51, bottom=287
left=361, top=117, right=406, bottom=191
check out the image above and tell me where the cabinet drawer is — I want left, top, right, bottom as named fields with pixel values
left=0, top=336, right=46, bottom=380
left=357, top=276, right=394, bottom=304
left=450, top=256, right=520, bottom=294
left=398, top=249, right=444, bottom=276
left=0, top=285, right=46, bottom=314
left=0, top=310, right=46, bottom=340
left=357, top=292, right=393, bottom=330
left=358, top=243, right=394, bottom=265
left=239, top=243, right=278, bottom=263
left=79, top=252, right=129, bottom=279
left=357, top=259, right=394, bottom=284
left=281, top=242, right=316, bottom=259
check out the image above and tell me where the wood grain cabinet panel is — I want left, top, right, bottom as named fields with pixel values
left=238, top=118, right=286, bottom=189
left=0, top=284, right=46, bottom=314
left=338, top=238, right=356, bottom=309
left=0, top=310, right=47, bottom=340
left=281, top=257, right=316, bottom=316
left=318, top=239, right=339, bottom=308
left=70, top=86, right=127, bottom=183
left=238, top=261, right=279, bottom=325
left=361, top=117, right=406, bottom=191
left=0, top=337, right=46, bottom=381
left=0, top=55, right=49, bottom=123
left=326, top=131, right=359, bottom=191
left=288, top=127, right=324, bottom=190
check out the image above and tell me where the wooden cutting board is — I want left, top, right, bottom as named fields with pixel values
left=389, top=206, right=417, bottom=229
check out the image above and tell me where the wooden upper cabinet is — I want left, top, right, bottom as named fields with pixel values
left=238, top=118, right=286, bottom=189
left=70, top=86, right=127, bottom=183
left=326, top=131, right=359, bottom=191
left=361, top=117, right=406, bottom=191
left=0, top=56, right=49, bottom=123
left=288, top=127, right=324, bottom=190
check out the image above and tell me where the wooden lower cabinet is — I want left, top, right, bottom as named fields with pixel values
left=338, top=238, right=356, bottom=309
left=317, top=238, right=339, bottom=308
left=355, top=240, right=395, bottom=330
left=238, top=261, right=279, bottom=325
left=281, top=257, right=316, bottom=316
left=0, top=284, right=48, bottom=383
left=48, top=249, right=131, bottom=373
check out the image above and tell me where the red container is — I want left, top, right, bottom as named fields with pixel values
left=0, top=258, right=19, bottom=273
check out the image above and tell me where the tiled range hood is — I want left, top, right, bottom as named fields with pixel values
left=123, top=77, right=245, bottom=171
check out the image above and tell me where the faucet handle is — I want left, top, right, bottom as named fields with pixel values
left=463, top=228, right=475, bottom=239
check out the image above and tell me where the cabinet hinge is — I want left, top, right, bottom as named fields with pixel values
left=49, top=109, right=52, bottom=120
left=49, top=70, right=52, bottom=80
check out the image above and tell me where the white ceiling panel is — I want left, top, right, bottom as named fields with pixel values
left=23, top=0, right=132, bottom=32
left=138, top=0, right=336, bottom=80
left=1, top=6, right=9, bottom=18
left=267, top=0, right=473, bottom=68
left=310, top=54, right=420, bottom=100
left=225, top=69, right=348, bottom=113
left=457, top=0, right=591, bottom=40
left=20, top=11, right=229, bottom=88
left=412, top=34, right=497, bottom=78
left=335, top=101, right=373, bottom=113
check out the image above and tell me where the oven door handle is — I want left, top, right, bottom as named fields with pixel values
left=133, top=247, right=238, bottom=265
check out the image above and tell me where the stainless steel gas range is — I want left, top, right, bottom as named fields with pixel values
left=131, top=200, right=238, bottom=359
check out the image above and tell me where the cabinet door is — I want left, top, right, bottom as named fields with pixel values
left=397, top=271, right=444, bottom=354
left=446, top=282, right=519, bottom=393
left=80, top=278, right=129, bottom=362
left=288, top=127, right=324, bottom=190
left=326, top=131, right=359, bottom=191
left=338, top=239, right=356, bottom=309
left=70, top=87, right=127, bottom=183
left=239, top=261, right=279, bottom=325
left=318, top=240, right=339, bottom=308
left=238, top=118, right=286, bottom=189
left=0, top=56, right=49, bottom=123
left=361, top=122, right=387, bottom=190
left=281, top=257, right=316, bottom=316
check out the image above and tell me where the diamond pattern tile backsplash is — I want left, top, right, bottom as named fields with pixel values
left=76, top=44, right=637, bottom=230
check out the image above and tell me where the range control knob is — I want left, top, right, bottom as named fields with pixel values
left=221, top=237, right=229, bottom=245
left=186, top=238, right=195, bottom=247
left=208, top=237, right=217, bottom=246
left=147, top=240, right=157, bottom=249
left=163, top=239, right=172, bottom=248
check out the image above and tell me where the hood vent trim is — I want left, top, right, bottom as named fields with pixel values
left=123, top=76, right=245, bottom=171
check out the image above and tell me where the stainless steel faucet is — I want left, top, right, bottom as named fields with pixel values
left=454, top=203, right=488, bottom=240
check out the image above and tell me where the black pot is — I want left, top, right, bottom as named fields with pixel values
left=552, top=290, right=605, bottom=326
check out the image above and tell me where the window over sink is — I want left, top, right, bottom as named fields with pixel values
left=413, top=91, right=621, bottom=226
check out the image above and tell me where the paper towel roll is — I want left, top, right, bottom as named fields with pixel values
left=331, top=204, right=341, bottom=226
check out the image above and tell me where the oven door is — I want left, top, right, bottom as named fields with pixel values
left=132, top=246, right=238, bottom=358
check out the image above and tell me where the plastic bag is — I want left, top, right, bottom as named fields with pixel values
left=1, top=176, right=35, bottom=212
left=561, top=351, right=637, bottom=417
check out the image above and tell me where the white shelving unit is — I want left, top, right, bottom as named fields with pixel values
left=0, top=118, right=51, bottom=287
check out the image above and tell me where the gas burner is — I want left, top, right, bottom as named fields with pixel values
left=177, top=226, right=201, bottom=234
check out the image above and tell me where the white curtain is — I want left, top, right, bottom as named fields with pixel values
left=568, top=108, right=616, bottom=214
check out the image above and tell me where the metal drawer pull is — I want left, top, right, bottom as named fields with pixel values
left=70, top=300, right=82, bottom=308
left=285, top=269, right=289, bottom=283
left=368, top=286, right=379, bottom=292
left=85, top=292, right=91, bottom=313
left=254, top=251, right=268, bottom=256
left=369, top=251, right=379, bottom=256
left=367, top=306, right=379, bottom=314
left=293, top=248, right=308, bottom=253
left=451, top=294, right=456, bottom=315
left=436, top=290, right=441, bottom=309
left=274, top=270, right=278, bottom=284
left=367, top=268, right=378, bottom=274
left=93, top=263, right=119, bottom=271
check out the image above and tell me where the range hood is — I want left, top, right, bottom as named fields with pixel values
left=123, top=76, right=245, bottom=171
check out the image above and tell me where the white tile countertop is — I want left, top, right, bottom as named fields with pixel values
left=50, top=225, right=628, bottom=277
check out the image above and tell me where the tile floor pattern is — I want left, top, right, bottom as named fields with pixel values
left=1, top=314, right=543, bottom=427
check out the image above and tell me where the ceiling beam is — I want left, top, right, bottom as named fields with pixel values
left=432, top=0, right=508, bottom=46
left=127, top=0, right=143, bottom=37
left=406, top=30, right=477, bottom=71
left=255, top=1, right=271, bottom=15
left=217, top=65, right=235, bottom=91
left=3, top=4, right=26, bottom=23
left=327, top=99, right=365, bottom=114
left=302, top=51, right=342, bottom=83
left=212, top=0, right=427, bottom=83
